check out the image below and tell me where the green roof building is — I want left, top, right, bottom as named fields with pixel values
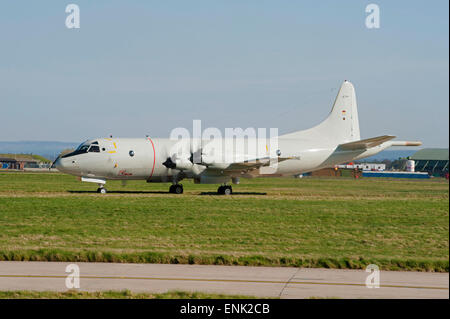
left=409, top=148, right=449, bottom=176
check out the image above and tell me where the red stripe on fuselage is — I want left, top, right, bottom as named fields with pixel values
left=147, top=137, right=156, bottom=180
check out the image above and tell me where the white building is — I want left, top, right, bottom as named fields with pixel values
left=336, top=163, right=386, bottom=171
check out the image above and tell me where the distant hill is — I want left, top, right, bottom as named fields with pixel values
left=0, top=153, right=52, bottom=163
left=356, top=150, right=417, bottom=162
left=0, top=141, right=78, bottom=161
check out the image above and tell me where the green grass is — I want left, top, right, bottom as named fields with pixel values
left=0, top=289, right=256, bottom=299
left=0, top=172, right=448, bottom=271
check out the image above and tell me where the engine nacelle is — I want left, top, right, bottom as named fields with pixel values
left=174, top=159, right=193, bottom=171
left=162, top=157, right=205, bottom=175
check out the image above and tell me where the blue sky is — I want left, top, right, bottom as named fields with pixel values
left=0, top=1, right=448, bottom=147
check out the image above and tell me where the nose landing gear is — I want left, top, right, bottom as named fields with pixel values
left=218, top=185, right=232, bottom=195
left=169, top=184, right=183, bottom=194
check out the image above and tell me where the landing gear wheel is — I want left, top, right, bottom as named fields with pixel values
left=97, top=187, right=107, bottom=194
left=223, top=186, right=232, bottom=195
left=170, top=184, right=183, bottom=194
left=174, top=184, right=183, bottom=194
left=218, top=185, right=232, bottom=195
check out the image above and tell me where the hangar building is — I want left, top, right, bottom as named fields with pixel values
left=0, top=156, right=42, bottom=170
left=409, top=148, right=449, bottom=177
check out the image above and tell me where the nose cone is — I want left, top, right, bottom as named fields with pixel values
left=54, top=157, right=77, bottom=174
left=54, top=157, right=64, bottom=172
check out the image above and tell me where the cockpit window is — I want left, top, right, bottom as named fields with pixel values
left=89, top=145, right=100, bottom=153
left=62, top=141, right=100, bottom=158
left=78, top=144, right=90, bottom=152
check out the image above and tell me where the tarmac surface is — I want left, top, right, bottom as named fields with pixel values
left=0, top=262, right=448, bottom=299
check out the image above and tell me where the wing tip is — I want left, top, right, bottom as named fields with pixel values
left=391, top=141, right=422, bottom=147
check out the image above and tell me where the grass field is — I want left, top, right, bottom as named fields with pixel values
left=0, top=172, right=448, bottom=271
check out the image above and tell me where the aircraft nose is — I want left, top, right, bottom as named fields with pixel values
left=54, top=157, right=71, bottom=173
left=54, top=157, right=64, bottom=171
left=54, top=157, right=79, bottom=175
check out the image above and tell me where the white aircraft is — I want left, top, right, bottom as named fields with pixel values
left=55, top=81, right=421, bottom=194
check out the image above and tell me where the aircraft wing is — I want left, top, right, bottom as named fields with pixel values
left=221, top=156, right=297, bottom=173
left=338, top=135, right=396, bottom=151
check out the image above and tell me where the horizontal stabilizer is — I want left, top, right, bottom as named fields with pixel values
left=338, top=135, right=396, bottom=151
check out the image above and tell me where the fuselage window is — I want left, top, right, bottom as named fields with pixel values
left=89, top=145, right=100, bottom=153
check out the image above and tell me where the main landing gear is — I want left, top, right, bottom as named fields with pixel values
left=169, top=184, right=184, bottom=194
left=97, top=187, right=107, bottom=194
left=217, top=185, right=232, bottom=195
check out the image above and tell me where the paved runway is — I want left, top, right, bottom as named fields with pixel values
left=0, top=262, right=448, bottom=299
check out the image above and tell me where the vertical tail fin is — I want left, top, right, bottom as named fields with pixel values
left=323, top=80, right=360, bottom=142
left=282, top=80, right=360, bottom=144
